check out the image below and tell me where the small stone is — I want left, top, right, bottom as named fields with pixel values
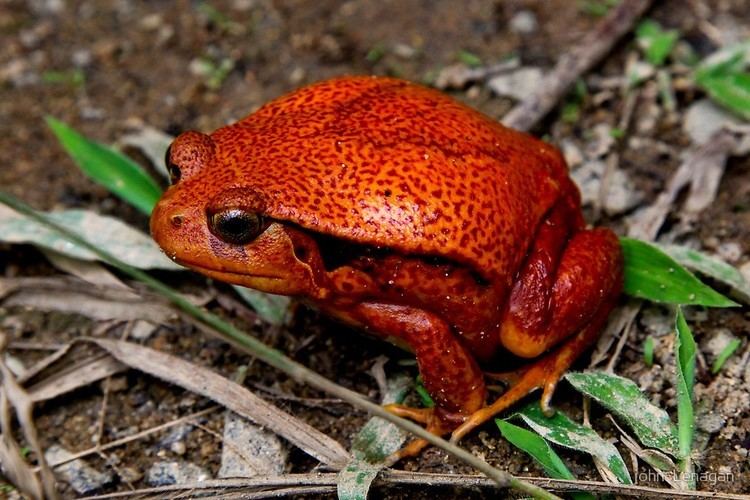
left=118, top=466, right=143, bottom=483
left=560, top=139, right=584, bottom=168
left=146, top=460, right=210, bottom=486
left=392, top=42, right=417, bottom=59
left=487, top=67, right=543, bottom=101
left=71, top=49, right=92, bottom=68
left=158, top=424, right=193, bottom=449
left=697, top=412, right=726, bottom=434
left=570, top=159, right=643, bottom=215
left=219, top=412, right=287, bottom=478
left=45, top=445, right=114, bottom=494
left=684, top=99, right=750, bottom=154
left=716, top=242, right=742, bottom=263
left=139, top=13, right=163, bottom=31
left=509, top=10, right=538, bottom=35
left=702, top=328, right=737, bottom=360
left=129, top=319, right=157, bottom=340
left=639, top=305, right=673, bottom=336
left=3, top=354, right=26, bottom=377
left=170, top=441, right=187, bottom=456
left=584, top=123, right=616, bottom=160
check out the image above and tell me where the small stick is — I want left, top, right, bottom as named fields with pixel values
left=502, top=0, right=654, bottom=132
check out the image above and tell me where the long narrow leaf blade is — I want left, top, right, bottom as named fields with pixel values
left=620, top=237, right=738, bottom=307
left=496, top=420, right=595, bottom=500
left=47, top=116, right=162, bottom=215
left=674, top=307, right=696, bottom=460
left=518, top=403, right=632, bottom=484
left=658, top=244, right=750, bottom=305
left=232, top=286, right=291, bottom=326
left=565, top=371, right=679, bottom=457
left=496, top=419, right=574, bottom=479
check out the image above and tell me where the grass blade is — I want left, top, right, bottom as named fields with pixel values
left=496, top=420, right=595, bottom=500
left=620, top=237, right=738, bottom=307
left=643, top=335, right=655, bottom=367
left=338, top=374, right=412, bottom=500
left=232, top=286, right=291, bottom=326
left=674, top=307, right=696, bottom=460
left=674, top=307, right=697, bottom=488
left=518, top=403, right=632, bottom=484
left=658, top=244, right=750, bottom=305
left=636, top=19, right=678, bottom=66
left=694, top=41, right=750, bottom=120
left=565, top=371, right=680, bottom=457
left=711, top=338, right=742, bottom=374
left=46, top=116, right=162, bottom=215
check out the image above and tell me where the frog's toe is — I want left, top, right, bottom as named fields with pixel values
left=383, top=403, right=434, bottom=424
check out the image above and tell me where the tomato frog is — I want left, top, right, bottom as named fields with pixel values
left=151, top=76, right=622, bottom=457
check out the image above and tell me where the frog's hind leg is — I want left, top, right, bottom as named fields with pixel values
left=450, top=222, right=623, bottom=443
left=350, top=302, right=487, bottom=459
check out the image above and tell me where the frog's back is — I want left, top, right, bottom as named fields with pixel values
left=211, top=76, right=570, bottom=283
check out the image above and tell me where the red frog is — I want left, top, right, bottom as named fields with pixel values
left=151, top=76, right=622, bottom=456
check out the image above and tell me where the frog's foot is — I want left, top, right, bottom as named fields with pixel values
left=450, top=298, right=616, bottom=444
left=383, top=404, right=456, bottom=462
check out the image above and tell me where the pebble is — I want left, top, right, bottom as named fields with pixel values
left=45, top=445, right=114, bottom=495
left=702, top=328, right=738, bottom=360
left=684, top=99, right=750, bottom=154
left=509, top=10, right=538, bottom=35
left=570, top=159, right=643, bottom=215
left=158, top=424, right=194, bottom=449
left=146, top=460, right=210, bottom=486
left=487, top=67, right=543, bottom=101
left=219, top=412, right=287, bottom=478
left=639, top=305, right=673, bottom=337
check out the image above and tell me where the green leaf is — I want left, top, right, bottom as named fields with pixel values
left=694, top=41, right=750, bottom=120
left=518, top=403, right=632, bottom=484
left=0, top=205, right=180, bottom=270
left=565, top=371, right=680, bottom=457
left=232, top=286, right=292, bottom=326
left=674, top=307, right=696, bottom=460
left=497, top=420, right=569, bottom=478
left=620, top=237, right=738, bottom=307
left=643, top=335, right=655, bottom=367
left=658, top=244, right=750, bottom=305
left=457, top=50, right=482, bottom=68
left=697, top=73, right=750, bottom=120
left=497, top=420, right=597, bottom=500
left=414, top=375, right=434, bottom=408
left=712, top=338, right=742, bottom=374
left=636, top=19, right=679, bottom=66
left=338, top=373, right=412, bottom=500
left=47, top=117, right=162, bottom=215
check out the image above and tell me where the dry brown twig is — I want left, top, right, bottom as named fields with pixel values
left=81, top=472, right=750, bottom=500
left=502, top=0, right=655, bottom=132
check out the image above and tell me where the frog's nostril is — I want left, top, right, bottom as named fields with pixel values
left=170, top=214, right=184, bottom=228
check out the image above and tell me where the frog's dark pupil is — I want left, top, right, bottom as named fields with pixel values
left=209, top=209, right=263, bottom=245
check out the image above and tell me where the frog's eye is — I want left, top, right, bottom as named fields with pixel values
left=208, top=208, right=264, bottom=245
left=164, top=145, right=181, bottom=184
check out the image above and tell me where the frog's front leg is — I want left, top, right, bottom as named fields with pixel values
left=352, top=302, right=487, bottom=457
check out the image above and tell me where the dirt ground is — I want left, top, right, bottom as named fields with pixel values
left=1, top=0, right=749, bottom=498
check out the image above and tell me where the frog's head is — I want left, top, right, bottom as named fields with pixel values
left=150, top=131, right=330, bottom=298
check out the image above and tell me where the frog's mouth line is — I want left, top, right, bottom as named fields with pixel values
left=174, top=259, right=284, bottom=283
